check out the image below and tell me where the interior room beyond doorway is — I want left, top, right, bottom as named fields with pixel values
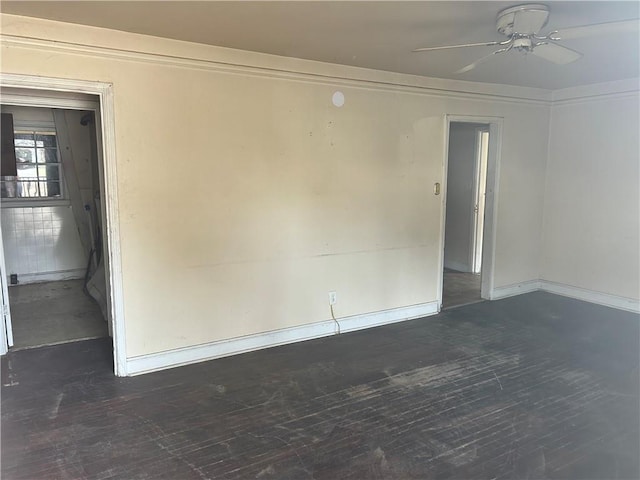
left=443, top=122, right=490, bottom=309
left=1, top=104, right=109, bottom=350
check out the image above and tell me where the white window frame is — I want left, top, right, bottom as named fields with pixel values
left=2, top=119, right=68, bottom=207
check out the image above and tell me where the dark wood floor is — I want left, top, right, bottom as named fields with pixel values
left=2, top=292, right=639, bottom=479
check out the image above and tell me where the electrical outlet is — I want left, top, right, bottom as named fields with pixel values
left=328, top=291, right=337, bottom=305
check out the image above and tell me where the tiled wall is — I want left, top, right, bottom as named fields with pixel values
left=1, top=205, right=87, bottom=282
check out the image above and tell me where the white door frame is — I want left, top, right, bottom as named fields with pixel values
left=0, top=73, right=128, bottom=376
left=439, top=115, right=503, bottom=305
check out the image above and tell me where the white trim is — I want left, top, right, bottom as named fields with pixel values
left=482, top=121, right=503, bottom=299
left=488, top=280, right=541, bottom=300
left=0, top=74, right=128, bottom=376
left=539, top=281, right=640, bottom=314
left=7, top=269, right=84, bottom=285
left=127, top=301, right=439, bottom=376
left=551, top=78, right=639, bottom=103
left=552, top=91, right=638, bottom=107
left=0, top=74, right=107, bottom=101
left=96, top=82, right=127, bottom=376
left=435, top=116, right=449, bottom=310
left=0, top=91, right=100, bottom=111
left=339, top=301, right=439, bottom=333
left=489, top=279, right=639, bottom=313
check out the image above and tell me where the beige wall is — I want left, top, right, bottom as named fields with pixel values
left=1, top=14, right=551, bottom=358
left=542, top=86, right=640, bottom=300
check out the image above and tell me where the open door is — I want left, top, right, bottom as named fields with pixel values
left=471, top=129, right=489, bottom=274
left=0, top=223, right=14, bottom=353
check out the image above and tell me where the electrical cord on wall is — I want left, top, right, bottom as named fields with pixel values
left=330, top=304, right=341, bottom=335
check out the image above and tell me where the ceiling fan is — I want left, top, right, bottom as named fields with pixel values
left=413, top=4, right=639, bottom=74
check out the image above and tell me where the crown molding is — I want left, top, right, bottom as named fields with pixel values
left=1, top=13, right=552, bottom=105
left=552, top=78, right=640, bottom=105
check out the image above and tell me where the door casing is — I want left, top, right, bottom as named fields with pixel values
left=438, top=115, right=503, bottom=307
left=0, top=74, right=127, bottom=376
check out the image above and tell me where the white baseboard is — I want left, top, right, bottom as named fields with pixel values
left=339, top=302, right=439, bottom=333
left=539, top=280, right=640, bottom=314
left=122, top=280, right=640, bottom=376
left=7, top=269, right=85, bottom=286
left=444, top=260, right=472, bottom=273
left=126, top=301, right=439, bottom=376
left=489, top=280, right=541, bottom=300
left=489, top=278, right=639, bottom=313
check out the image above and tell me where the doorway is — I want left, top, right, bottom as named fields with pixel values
left=441, top=118, right=500, bottom=309
left=0, top=75, right=126, bottom=376
left=1, top=104, right=108, bottom=349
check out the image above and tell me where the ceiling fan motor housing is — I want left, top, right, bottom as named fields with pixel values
left=497, top=4, right=550, bottom=36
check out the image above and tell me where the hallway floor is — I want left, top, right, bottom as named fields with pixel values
left=8, top=279, right=107, bottom=350
left=442, top=268, right=482, bottom=308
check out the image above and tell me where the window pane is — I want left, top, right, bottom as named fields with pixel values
left=16, top=180, right=40, bottom=198
left=14, top=133, right=35, bottom=147
left=36, top=134, right=57, bottom=147
left=43, top=148, right=58, bottom=163
left=1, top=180, right=17, bottom=198
left=15, top=148, right=36, bottom=163
left=37, top=164, right=61, bottom=181
left=43, top=181, right=61, bottom=197
left=17, top=163, right=38, bottom=179
left=36, top=148, right=59, bottom=163
left=46, top=165, right=61, bottom=181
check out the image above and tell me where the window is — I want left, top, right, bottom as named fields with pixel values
left=1, top=129, right=63, bottom=199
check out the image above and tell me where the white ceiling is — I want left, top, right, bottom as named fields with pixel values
left=2, top=1, right=639, bottom=90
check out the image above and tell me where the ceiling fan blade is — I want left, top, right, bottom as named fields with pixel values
left=532, top=42, right=582, bottom=64
left=454, top=51, right=499, bottom=74
left=413, top=41, right=499, bottom=52
left=553, top=19, right=639, bottom=40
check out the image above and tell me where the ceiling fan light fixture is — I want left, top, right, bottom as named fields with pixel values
left=512, top=37, right=534, bottom=52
